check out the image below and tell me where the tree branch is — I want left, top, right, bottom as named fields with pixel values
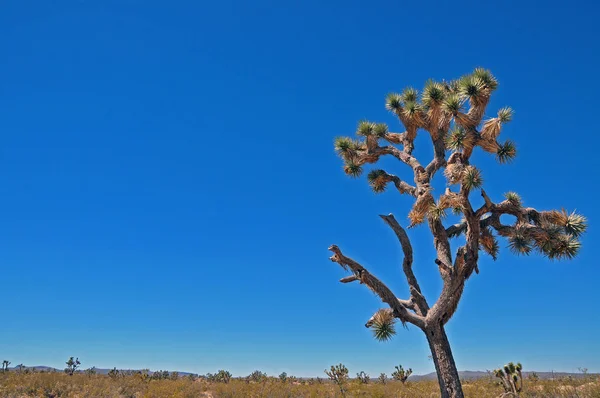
left=380, top=214, right=429, bottom=315
left=328, top=245, right=425, bottom=328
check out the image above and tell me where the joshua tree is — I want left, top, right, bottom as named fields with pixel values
left=325, top=363, right=349, bottom=396
left=64, top=357, right=80, bottom=376
left=391, top=365, right=412, bottom=384
left=356, top=370, right=370, bottom=384
left=208, top=369, right=232, bottom=383
left=494, top=362, right=523, bottom=397
left=378, top=372, right=387, bottom=384
left=247, top=370, right=267, bottom=383
left=279, top=371, right=288, bottom=383
left=85, top=367, right=96, bottom=377
left=327, top=68, right=587, bottom=398
left=2, top=360, right=10, bottom=372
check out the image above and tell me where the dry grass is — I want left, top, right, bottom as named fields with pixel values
left=1, top=372, right=599, bottom=398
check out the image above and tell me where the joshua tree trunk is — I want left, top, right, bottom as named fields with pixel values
left=425, top=324, right=463, bottom=398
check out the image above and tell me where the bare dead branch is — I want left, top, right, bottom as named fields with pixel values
left=380, top=214, right=429, bottom=315
left=328, top=245, right=425, bottom=328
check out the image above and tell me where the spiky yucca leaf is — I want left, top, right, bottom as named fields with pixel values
left=370, top=309, right=397, bottom=342
left=442, top=94, right=462, bottom=115
left=504, top=192, right=522, bottom=206
left=350, top=140, right=364, bottom=151
left=508, top=233, right=532, bottom=255
left=564, top=211, right=587, bottom=237
left=473, top=68, right=498, bottom=90
left=429, top=203, right=447, bottom=221
left=496, top=140, right=517, bottom=163
left=458, top=75, right=485, bottom=99
left=462, top=166, right=483, bottom=190
left=497, top=107, right=513, bottom=123
left=373, top=123, right=388, bottom=138
left=422, top=80, right=445, bottom=107
left=402, top=101, right=423, bottom=121
left=343, top=162, right=362, bottom=178
left=544, top=234, right=581, bottom=260
left=401, top=87, right=418, bottom=103
left=516, top=363, right=522, bottom=372
left=334, top=136, right=353, bottom=154
left=507, top=363, right=516, bottom=374
left=367, top=169, right=388, bottom=193
left=452, top=206, right=463, bottom=216
left=357, top=121, right=375, bottom=137
left=385, top=93, right=403, bottom=113
left=445, top=127, right=474, bottom=151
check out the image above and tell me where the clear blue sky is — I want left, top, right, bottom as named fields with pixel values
left=1, top=0, right=599, bottom=377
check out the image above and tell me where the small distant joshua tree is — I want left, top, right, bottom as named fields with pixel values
left=356, top=370, right=370, bottom=384
left=247, top=370, right=267, bottom=383
left=378, top=372, right=387, bottom=384
left=64, top=357, right=80, bottom=376
left=279, top=371, right=288, bottom=383
left=527, top=372, right=539, bottom=382
left=327, top=68, right=587, bottom=398
left=392, top=365, right=412, bottom=384
left=494, top=362, right=523, bottom=397
left=85, top=367, right=96, bottom=377
left=16, top=364, right=24, bottom=373
left=108, top=367, right=120, bottom=379
left=325, top=363, right=349, bottom=396
left=2, top=360, right=10, bottom=372
left=208, top=369, right=232, bottom=384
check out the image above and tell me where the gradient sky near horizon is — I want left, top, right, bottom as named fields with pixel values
left=1, top=0, right=599, bottom=377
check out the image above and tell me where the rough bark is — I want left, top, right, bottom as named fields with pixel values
left=425, top=324, right=464, bottom=398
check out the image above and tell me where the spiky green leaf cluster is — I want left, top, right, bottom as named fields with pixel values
left=497, top=107, right=513, bottom=123
left=445, top=127, right=467, bottom=150
left=374, top=123, right=388, bottom=138
left=473, top=68, right=498, bottom=91
left=367, top=169, right=388, bottom=193
left=422, top=80, right=445, bottom=107
left=370, top=310, right=397, bottom=342
left=344, top=162, right=362, bottom=178
left=542, top=233, right=581, bottom=260
left=508, top=232, right=532, bottom=255
left=356, top=120, right=375, bottom=137
left=564, top=211, right=587, bottom=237
left=462, top=166, right=483, bottom=190
left=442, top=94, right=462, bottom=115
left=401, top=87, right=418, bottom=103
left=334, top=136, right=353, bottom=154
left=385, top=93, right=402, bottom=112
left=458, top=75, right=485, bottom=99
left=429, top=203, right=447, bottom=221
left=403, top=101, right=421, bottom=117
left=497, top=140, right=517, bottom=163
left=504, top=191, right=522, bottom=206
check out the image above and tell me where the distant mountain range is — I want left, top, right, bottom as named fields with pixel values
left=7, top=366, right=196, bottom=376
left=7, top=366, right=596, bottom=380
